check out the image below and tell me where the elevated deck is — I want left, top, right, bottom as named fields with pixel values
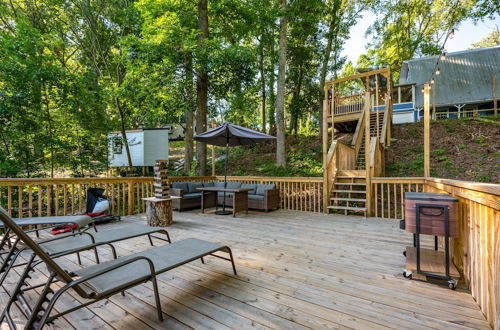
left=2, top=210, right=489, bottom=329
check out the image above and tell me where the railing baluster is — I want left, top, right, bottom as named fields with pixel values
left=28, top=186, right=33, bottom=217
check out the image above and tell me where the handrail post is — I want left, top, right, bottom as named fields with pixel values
left=364, top=91, right=372, bottom=216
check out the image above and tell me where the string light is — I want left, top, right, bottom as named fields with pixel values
left=431, top=78, right=435, bottom=84
left=440, top=52, right=446, bottom=60
left=435, top=68, right=441, bottom=75
left=449, top=28, right=455, bottom=39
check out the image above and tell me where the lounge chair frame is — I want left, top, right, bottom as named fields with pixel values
left=0, top=208, right=236, bottom=330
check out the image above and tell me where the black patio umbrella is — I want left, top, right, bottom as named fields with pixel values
left=194, top=122, right=276, bottom=215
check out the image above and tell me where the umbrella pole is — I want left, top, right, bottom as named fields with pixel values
left=216, top=141, right=232, bottom=215
left=222, top=142, right=228, bottom=212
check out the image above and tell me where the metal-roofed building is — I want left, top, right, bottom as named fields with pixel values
left=400, top=46, right=499, bottom=120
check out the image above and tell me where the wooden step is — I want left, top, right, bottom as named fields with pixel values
left=327, top=205, right=366, bottom=212
left=337, top=170, right=365, bottom=177
left=336, top=176, right=365, bottom=179
left=330, top=197, right=366, bottom=202
left=332, top=190, right=366, bottom=194
left=335, top=182, right=366, bottom=186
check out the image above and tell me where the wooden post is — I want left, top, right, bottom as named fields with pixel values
left=211, top=120, right=216, bottom=176
left=128, top=182, right=134, bottom=215
left=364, top=91, right=372, bottom=216
left=493, top=74, right=497, bottom=116
left=385, top=70, right=392, bottom=146
left=331, top=84, right=335, bottom=145
left=432, top=80, right=436, bottom=120
left=424, top=83, right=431, bottom=178
left=375, top=74, right=380, bottom=140
left=153, top=160, right=169, bottom=198
left=322, top=87, right=329, bottom=213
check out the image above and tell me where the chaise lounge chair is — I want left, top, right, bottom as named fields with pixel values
left=0, top=215, right=94, bottom=254
left=0, top=207, right=237, bottom=330
left=0, top=223, right=172, bottom=289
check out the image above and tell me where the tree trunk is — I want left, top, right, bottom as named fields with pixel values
left=318, top=2, right=339, bottom=140
left=268, top=36, right=276, bottom=134
left=275, top=0, right=287, bottom=167
left=196, top=0, right=209, bottom=176
left=184, top=55, right=194, bottom=172
left=259, top=37, right=266, bottom=133
left=115, top=97, right=133, bottom=168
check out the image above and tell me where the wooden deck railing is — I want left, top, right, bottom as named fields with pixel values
left=0, top=174, right=497, bottom=326
left=219, top=176, right=323, bottom=212
left=0, top=175, right=323, bottom=216
left=372, top=177, right=426, bottom=219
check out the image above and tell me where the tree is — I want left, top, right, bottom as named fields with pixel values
left=318, top=0, right=370, bottom=139
left=275, top=0, right=287, bottom=167
left=470, top=25, right=500, bottom=48
left=365, top=0, right=478, bottom=76
left=196, top=0, right=209, bottom=176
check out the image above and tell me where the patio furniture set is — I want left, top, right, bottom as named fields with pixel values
left=170, top=181, right=280, bottom=216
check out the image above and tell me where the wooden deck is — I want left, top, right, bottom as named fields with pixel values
left=2, top=210, right=490, bottom=329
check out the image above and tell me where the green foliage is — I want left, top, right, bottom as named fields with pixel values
left=0, top=0, right=496, bottom=178
left=363, top=0, right=491, bottom=77
left=470, top=26, right=500, bottom=48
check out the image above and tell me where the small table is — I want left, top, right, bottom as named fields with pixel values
left=142, top=196, right=181, bottom=226
left=197, top=187, right=252, bottom=217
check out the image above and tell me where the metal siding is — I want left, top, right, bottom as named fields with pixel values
left=143, top=129, right=169, bottom=167
left=108, top=131, right=144, bottom=167
left=400, top=46, right=500, bottom=108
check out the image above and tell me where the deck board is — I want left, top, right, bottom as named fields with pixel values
left=1, top=210, right=490, bottom=329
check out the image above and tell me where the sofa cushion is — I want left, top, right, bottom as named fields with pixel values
left=187, top=182, right=204, bottom=193
left=214, top=181, right=225, bottom=188
left=256, top=184, right=276, bottom=195
left=183, top=192, right=202, bottom=200
left=203, top=181, right=214, bottom=187
left=241, top=183, right=257, bottom=195
left=226, top=181, right=242, bottom=189
left=172, top=182, right=188, bottom=192
left=217, top=191, right=234, bottom=197
left=248, top=194, right=264, bottom=201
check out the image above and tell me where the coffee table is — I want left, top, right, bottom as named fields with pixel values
left=197, top=187, right=252, bottom=217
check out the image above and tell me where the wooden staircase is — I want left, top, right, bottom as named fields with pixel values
left=328, top=170, right=367, bottom=215
left=323, top=73, right=392, bottom=216
left=356, top=111, right=385, bottom=170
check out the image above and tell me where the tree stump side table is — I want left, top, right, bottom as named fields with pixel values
left=142, top=197, right=180, bottom=226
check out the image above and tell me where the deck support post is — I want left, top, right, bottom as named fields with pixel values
left=364, top=91, right=372, bottom=216
left=322, top=88, right=329, bottom=213
left=423, top=83, right=430, bottom=178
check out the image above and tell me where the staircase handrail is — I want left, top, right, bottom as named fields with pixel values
left=351, top=106, right=365, bottom=160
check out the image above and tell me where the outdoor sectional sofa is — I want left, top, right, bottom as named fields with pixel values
left=170, top=181, right=280, bottom=212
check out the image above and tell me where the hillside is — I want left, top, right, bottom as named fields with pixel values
left=169, top=116, right=499, bottom=182
left=386, top=116, right=499, bottom=183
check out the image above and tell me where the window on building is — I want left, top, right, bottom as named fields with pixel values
left=112, top=137, right=122, bottom=154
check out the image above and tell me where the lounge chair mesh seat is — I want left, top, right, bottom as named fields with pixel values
left=39, top=224, right=170, bottom=256
left=1, top=215, right=92, bottom=229
left=75, top=238, right=225, bottom=294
